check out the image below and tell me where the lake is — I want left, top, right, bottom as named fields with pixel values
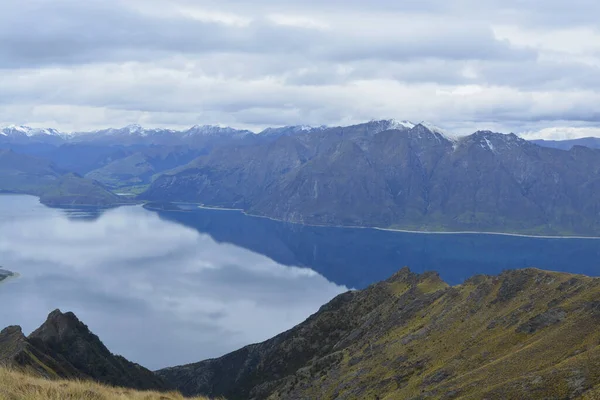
left=1, top=194, right=600, bottom=370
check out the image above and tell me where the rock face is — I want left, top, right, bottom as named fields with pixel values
left=0, top=309, right=169, bottom=391
left=143, top=123, right=600, bottom=235
left=158, top=268, right=600, bottom=400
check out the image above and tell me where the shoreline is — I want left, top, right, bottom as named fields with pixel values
left=145, top=202, right=600, bottom=240
left=0, top=270, right=18, bottom=284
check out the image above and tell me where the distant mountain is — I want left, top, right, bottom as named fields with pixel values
left=85, top=146, right=201, bottom=188
left=0, top=149, right=123, bottom=206
left=158, top=267, right=600, bottom=400
left=259, top=125, right=328, bottom=137
left=69, top=124, right=253, bottom=146
left=142, top=122, right=600, bottom=235
left=0, top=124, right=255, bottom=147
left=533, top=137, right=600, bottom=150
left=0, top=310, right=168, bottom=391
left=0, top=125, right=66, bottom=145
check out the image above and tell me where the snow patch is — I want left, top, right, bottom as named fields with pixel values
left=483, top=137, right=496, bottom=153
left=388, top=119, right=415, bottom=129
left=1, top=125, right=65, bottom=137
left=417, top=121, right=458, bottom=143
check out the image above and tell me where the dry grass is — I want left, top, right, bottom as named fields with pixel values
left=0, top=368, right=211, bottom=400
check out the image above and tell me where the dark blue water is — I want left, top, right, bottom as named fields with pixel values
left=152, top=206, right=600, bottom=288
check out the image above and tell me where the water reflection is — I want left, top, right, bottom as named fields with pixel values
left=151, top=206, right=600, bottom=288
left=0, top=195, right=346, bottom=369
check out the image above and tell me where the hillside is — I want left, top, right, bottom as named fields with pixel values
left=143, top=122, right=600, bottom=235
left=0, top=150, right=123, bottom=206
left=0, top=310, right=168, bottom=391
left=85, top=146, right=200, bottom=189
left=158, top=267, right=600, bottom=400
left=0, top=368, right=209, bottom=400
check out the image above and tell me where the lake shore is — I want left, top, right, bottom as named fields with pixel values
left=144, top=202, right=600, bottom=240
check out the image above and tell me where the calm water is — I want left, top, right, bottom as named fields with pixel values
left=1, top=195, right=600, bottom=369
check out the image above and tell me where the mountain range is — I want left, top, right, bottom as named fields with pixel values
left=142, top=121, right=600, bottom=236
left=4, top=120, right=600, bottom=235
left=532, top=137, right=600, bottom=150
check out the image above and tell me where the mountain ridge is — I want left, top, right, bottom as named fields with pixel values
left=0, top=309, right=169, bottom=391
left=142, top=124, right=600, bottom=235
left=158, top=267, right=600, bottom=400
left=0, top=149, right=125, bottom=206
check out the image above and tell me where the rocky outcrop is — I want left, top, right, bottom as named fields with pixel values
left=0, top=310, right=169, bottom=391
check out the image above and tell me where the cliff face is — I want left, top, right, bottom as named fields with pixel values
left=0, top=309, right=169, bottom=391
left=159, top=268, right=600, bottom=400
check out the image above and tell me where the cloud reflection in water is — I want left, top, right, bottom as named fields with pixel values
left=0, top=195, right=347, bottom=369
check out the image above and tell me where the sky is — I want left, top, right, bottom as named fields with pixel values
left=1, top=0, right=600, bottom=139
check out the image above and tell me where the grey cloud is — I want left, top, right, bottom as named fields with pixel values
left=0, top=0, right=533, bottom=69
left=1, top=0, right=599, bottom=135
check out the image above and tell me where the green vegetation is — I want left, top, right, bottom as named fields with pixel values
left=0, top=310, right=168, bottom=392
left=113, top=184, right=151, bottom=196
left=39, top=173, right=125, bottom=206
left=159, top=268, right=600, bottom=399
left=0, top=368, right=210, bottom=400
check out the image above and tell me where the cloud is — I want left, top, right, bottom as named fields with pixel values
left=1, top=0, right=600, bottom=137
left=520, top=126, right=600, bottom=140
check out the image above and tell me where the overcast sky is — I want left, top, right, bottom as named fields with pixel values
left=1, top=0, right=600, bottom=139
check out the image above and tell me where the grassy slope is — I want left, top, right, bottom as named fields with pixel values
left=39, top=173, right=124, bottom=206
left=276, top=269, right=600, bottom=399
left=161, top=268, right=600, bottom=399
left=0, top=368, right=211, bottom=400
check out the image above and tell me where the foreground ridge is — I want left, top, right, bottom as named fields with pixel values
left=0, top=367, right=209, bottom=400
left=158, top=267, right=600, bottom=400
left=0, top=309, right=168, bottom=391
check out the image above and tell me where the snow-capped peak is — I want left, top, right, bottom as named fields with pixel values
left=418, top=121, right=448, bottom=135
left=413, top=121, right=461, bottom=144
left=6, top=125, right=32, bottom=134
left=125, top=124, right=143, bottom=134
left=1, top=125, right=64, bottom=137
left=388, top=119, right=415, bottom=129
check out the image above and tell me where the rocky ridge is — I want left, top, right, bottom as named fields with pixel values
left=158, top=267, right=600, bottom=400
left=0, top=309, right=169, bottom=391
